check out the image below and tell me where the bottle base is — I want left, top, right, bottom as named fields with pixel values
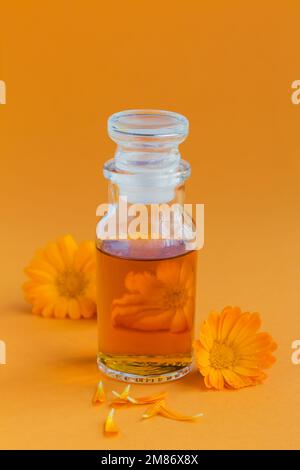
left=97, top=353, right=192, bottom=384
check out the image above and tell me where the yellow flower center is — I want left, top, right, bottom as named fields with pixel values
left=56, top=270, right=87, bottom=298
left=163, top=287, right=187, bottom=310
left=210, top=342, right=235, bottom=369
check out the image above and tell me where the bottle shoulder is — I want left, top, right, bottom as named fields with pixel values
left=96, top=239, right=195, bottom=261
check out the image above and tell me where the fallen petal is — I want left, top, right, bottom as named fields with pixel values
left=142, top=400, right=165, bottom=419
left=111, top=385, right=131, bottom=404
left=92, top=380, right=105, bottom=404
left=142, top=400, right=203, bottom=422
left=160, top=403, right=203, bottom=421
left=104, top=408, right=119, bottom=435
left=127, top=391, right=167, bottom=405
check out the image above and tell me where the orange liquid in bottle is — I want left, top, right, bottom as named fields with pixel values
left=96, top=240, right=197, bottom=383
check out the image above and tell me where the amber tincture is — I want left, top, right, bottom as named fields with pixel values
left=96, top=239, right=197, bottom=382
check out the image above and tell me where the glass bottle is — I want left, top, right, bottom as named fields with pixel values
left=96, top=109, right=197, bottom=383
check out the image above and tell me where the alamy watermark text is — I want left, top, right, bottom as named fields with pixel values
left=0, top=80, right=6, bottom=104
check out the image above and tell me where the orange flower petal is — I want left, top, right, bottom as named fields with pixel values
left=258, top=353, right=277, bottom=369
left=227, top=312, right=252, bottom=345
left=68, top=298, right=81, bottom=319
left=111, top=385, right=131, bottom=404
left=92, top=381, right=105, bottom=404
left=159, top=403, right=203, bottom=421
left=24, top=267, right=54, bottom=284
left=218, top=306, right=241, bottom=341
left=142, top=400, right=203, bottom=421
left=44, top=242, right=65, bottom=271
left=234, top=366, right=262, bottom=377
left=169, top=308, right=188, bottom=333
left=142, top=401, right=162, bottom=419
left=199, top=320, right=215, bottom=350
left=57, top=234, right=78, bottom=267
left=222, top=369, right=252, bottom=389
left=112, top=300, right=173, bottom=331
left=54, top=298, right=69, bottom=319
left=207, top=312, right=219, bottom=339
left=204, top=374, right=212, bottom=388
left=193, top=342, right=210, bottom=368
left=40, top=303, right=55, bottom=318
left=22, top=281, right=36, bottom=303
left=78, top=297, right=96, bottom=319
left=208, top=368, right=224, bottom=390
left=104, top=408, right=119, bottom=435
left=125, top=270, right=160, bottom=296
left=239, top=331, right=276, bottom=351
left=29, top=256, right=57, bottom=277
left=233, top=313, right=261, bottom=345
left=127, top=391, right=167, bottom=405
left=73, top=241, right=95, bottom=271
left=199, top=365, right=211, bottom=377
left=251, top=370, right=267, bottom=384
left=112, top=388, right=167, bottom=406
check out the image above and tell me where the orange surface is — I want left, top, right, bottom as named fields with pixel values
left=1, top=0, right=300, bottom=450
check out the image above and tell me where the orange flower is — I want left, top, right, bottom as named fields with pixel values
left=23, top=235, right=96, bottom=319
left=112, top=259, right=195, bottom=333
left=194, top=307, right=277, bottom=390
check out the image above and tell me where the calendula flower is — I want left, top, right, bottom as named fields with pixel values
left=23, top=235, right=96, bottom=319
left=194, top=306, right=277, bottom=390
left=112, top=259, right=195, bottom=333
left=142, top=400, right=203, bottom=421
left=104, top=408, right=119, bottom=436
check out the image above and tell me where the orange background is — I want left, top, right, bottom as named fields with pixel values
left=1, top=0, right=300, bottom=449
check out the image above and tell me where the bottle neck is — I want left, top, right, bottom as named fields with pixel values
left=115, top=142, right=181, bottom=173
left=104, top=109, right=190, bottom=204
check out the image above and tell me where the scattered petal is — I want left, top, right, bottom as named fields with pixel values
left=159, top=402, right=203, bottom=421
left=142, top=400, right=163, bottom=419
left=104, top=408, right=119, bottom=435
left=142, top=400, right=203, bottom=422
left=111, top=385, right=131, bottom=404
left=127, top=391, right=167, bottom=405
left=92, top=381, right=105, bottom=404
